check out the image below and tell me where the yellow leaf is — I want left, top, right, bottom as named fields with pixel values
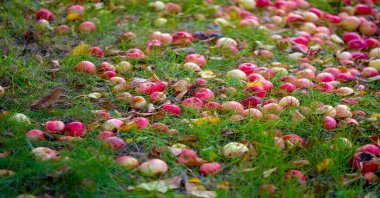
left=207, top=116, right=220, bottom=124
left=246, top=81, right=263, bottom=88
left=355, top=90, right=366, bottom=96
left=188, top=177, right=201, bottom=183
left=200, top=71, right=216, bottom=80
left=194, top=117, right=220, bottom=125
left=371, top=114, right=380, bottom=118
left=119, top=122, right=137, bottom=131
left=71, top=44, right=92, bottom=56
left=66, top=13, right=82, bottom=21
left=125, top=138, right=133, bottom=144
left=217, top=181, right=230, bottom=191
left=317, top=158, right=331, bottom=172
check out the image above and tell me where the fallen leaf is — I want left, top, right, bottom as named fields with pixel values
left=246, top=81, right=263, bottom=88
left=35, top=54, right=44, bottom=64
left=263, top=167, right=277, bottom=178
left=104, top=49, right=125, bottom=56
left=200, top=70, right=216, bottom=80
left=88, top=93, right=102, bottom=99
left=221, top=129, right=237, bottom=135
left=136, top=176, right=182, bottom=193
left=66, top=12, right=82, bottom=21
left=317, top=158, right=331, bottom=172
left=88, top=121, right=101, bottom=131
left=31, top=88, right=66, bottom=109
left=364, top=192, right=378, bottom=198
left=217, top=181, right=230, bottom=191
left=242, top=167, right=258, bottom=172
left=193, top=116, right=221, bottom=125
left=0, top=169, right=15, bottom=176
left=178, top=157, right=207, bottom=167
left=172, top=79, right=191, bottom=92
left=119, top=121, right=137, bottom=131
left=147, top=103, right=155, bottom=112
left=355, top=90, right=366, bottom=96
left=291, top=110, right=305, bottom=123
left=176, top=90, right=188, bottom=101
left=188, top=177, right=202, bottom=183
left=229, top=114, right=245, bottom=122
left=149, top=73, right=161, bottom=82
left=185, top=182, right=217, bottom=198
left=0, top=151, right=10, bottom=158
left=337, top=66, right=349, bottom=73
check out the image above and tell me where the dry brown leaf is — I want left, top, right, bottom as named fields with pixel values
left=217, top=181, right=230, bottom=191
left=104, top=49, right=125, bottom=57
left=291, top=110, right=305, bottom=123
left=112, top=84, right=132, bottom=93
left=149, top=73, right=160, bottom=82
left=179, top=157, right=207, bottom=167
left=364, top=192, right=378, bottom=198
left=221, top=129, right=237, bottom=135
left=172, top=79, right=191, bottom=92
left=0, top=169, right=15, bottom=176
left=176, top=90, right=188, bottom=101
left=51, top=60, right=60, bottom=69
left=119, top=121, right=137, bottom=131
left=185, top=182, right=216, bottom=198
left=88, top=121, right=101, bottom=131
left=151, top=111, right=170, bottom=121
left=337, top=66, right=350, bottom=73
left=229, top=114, right=245, bottom=122
left=0, top=151, right=11, bottom=158
left=31, top=88, right=65, bottom=109
left=35, top=54, right=44, bottom=64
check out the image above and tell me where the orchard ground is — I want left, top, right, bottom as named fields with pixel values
left=1, top=0, right=380, bottom=197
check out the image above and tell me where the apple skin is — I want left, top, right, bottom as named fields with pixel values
left=350, top=152, right=379, bottom=173
left=105, top=137, right=127, bottom=150
left=138, top=159, right=168, bottom=177
left=66, top=121, right=87, bottom=137
left=26, top=129, right=45, bottom=140
left=117, top=156, right=139, bottom=170
left=199, top=162, right=222, bottom=175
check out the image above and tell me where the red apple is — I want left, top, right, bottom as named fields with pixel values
left=200, top=162, right=222, bottom=175
left=45, top=121, right=65, bottom=133
left=66, top=121, right=86, bottom=137
left=139, top=159, right=168, bottom=177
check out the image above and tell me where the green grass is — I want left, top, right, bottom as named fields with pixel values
left=1, top=0, right=380, bottom=197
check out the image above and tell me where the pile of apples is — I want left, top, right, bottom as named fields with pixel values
left=20, top=0, right=380, bottom=192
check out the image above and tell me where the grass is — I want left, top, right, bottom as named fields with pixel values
left=1, top=0, right=380, bottom=197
